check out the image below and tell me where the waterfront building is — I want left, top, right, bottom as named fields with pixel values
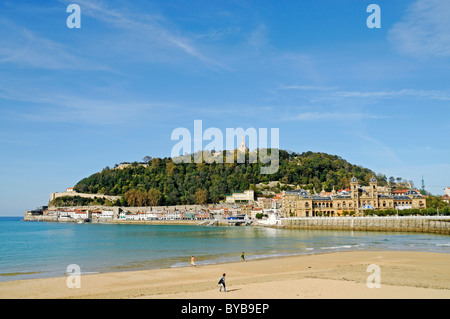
left=225, top=190, right=254, bottom=204
left=228, top=207, right=240, bottom=217
left=281, top=176, right=426, bottom=217
left=125, top=213, right=140, bottom=220
left=210, top=207, right=226, bottom=219
left=182, top=211, right=196, bottom=220
left=256, top=196, right=280, bottom=209
left=239, top=204, right=253, bottom=217
left=73, top=210, right=90, bottom=220
left=43, top=210, right=61, bottom=216
left=165, top=211, right=182, bottom=220
left=100, top=210, right=114, bottom=219
left=24, top=206, right=48, bottom=216
left=272, top=193, right=283, bottom=208
left=91, top=210, right=102, bottom=219
left=59, top=210, right=76, bottom=218
left=91, top=210, right=114, bottom=220
left=195, top=210, right=212, bottom=220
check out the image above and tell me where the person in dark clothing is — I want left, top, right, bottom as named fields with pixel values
left=218, top=273, right=226, bottom=292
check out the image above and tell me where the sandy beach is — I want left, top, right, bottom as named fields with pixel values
left=1, top=251, right=449, bottom=299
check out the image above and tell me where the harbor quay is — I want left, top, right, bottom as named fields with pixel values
left=279, top=216, right=450, bottom=235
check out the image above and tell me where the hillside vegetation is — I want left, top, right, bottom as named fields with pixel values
left=71, top=150, right=386, bottom=206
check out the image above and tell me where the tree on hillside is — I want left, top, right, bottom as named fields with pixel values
left=426, top=195, right=450, bottom=210
left=124, top=189, right=149, bottom=207
left=194, top=189, right=208, bottom=205
left=148, top=188, right=162, bottom=206
left=143, top=156, right=152, bottom=164
left=74, top=149, right=384, bottom=206
left=389, top=176, right=395, bottom=185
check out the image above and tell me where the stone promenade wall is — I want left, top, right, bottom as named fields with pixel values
left=280, top=216, right=450, bottom=235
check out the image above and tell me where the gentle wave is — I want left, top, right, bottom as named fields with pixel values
left=0, top=271, right=41, bottom=277
left=170, top=249, right=317, bottom=268
left=320, top=244, right=364, bottom=250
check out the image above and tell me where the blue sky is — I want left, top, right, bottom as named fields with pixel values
left=0, top=0, right=449, bottom=216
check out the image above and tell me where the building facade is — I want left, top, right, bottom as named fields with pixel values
left=225, top=190, right=254, bottom=204
left=282, top=177, right=426, bottom=217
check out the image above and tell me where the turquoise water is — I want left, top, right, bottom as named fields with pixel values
left=0, top=217, right=449, bottom=281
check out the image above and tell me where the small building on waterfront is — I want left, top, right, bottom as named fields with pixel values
left=73, top=210, right=90, bottom=220
left=92, top=210, right=114, bottom=220
left=25, top=206, right=48, bottom=216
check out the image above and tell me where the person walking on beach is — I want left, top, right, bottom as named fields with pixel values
left=240, top=251, right=245, bottom=262
left=218, top=273, right=226, bottom=292
left=190, top=256, right=196, bottom=268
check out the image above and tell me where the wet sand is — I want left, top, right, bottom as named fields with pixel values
left=1, top=251, right=449, bottom=299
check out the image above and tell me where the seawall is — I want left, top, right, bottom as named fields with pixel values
left=22, top=215, right=228, bottom=226
left=279, top=216, right=450, bottom=235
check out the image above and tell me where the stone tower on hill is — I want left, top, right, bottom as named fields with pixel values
left=237, top=136, right=249, bottom=153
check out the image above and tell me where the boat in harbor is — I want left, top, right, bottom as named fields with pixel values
left=255, top=212, right=281, bottom=226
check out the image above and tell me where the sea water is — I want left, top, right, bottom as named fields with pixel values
left=0, top=216, right=449, bottom=281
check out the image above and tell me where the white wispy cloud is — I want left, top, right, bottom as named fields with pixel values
left=277, top=85, right=338, bottom=91
left=247, top=24, right=268, bottom=50
left=358, top=135, right=403, bottom=165
left=335, top=89, right=450, bottom=101
left=0, top=137, right=37, bottom=147
left=276, top=85, right=450, bottom=101
left=194, top=27, right=241, bottom=40
left=0, top=19, right=108, bottom=71
left=66, top=0, right=229, bottom=70
left=289, top=112, right=387, bottom=121
left=0, top=82, right=176, bottom=125
left=388, top=0, right=450, bottom=57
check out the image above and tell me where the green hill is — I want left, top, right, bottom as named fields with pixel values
left=66, top=150, right=387, bottom=207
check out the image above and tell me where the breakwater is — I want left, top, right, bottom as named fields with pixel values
left=280, top=216, right=450, bottom=235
